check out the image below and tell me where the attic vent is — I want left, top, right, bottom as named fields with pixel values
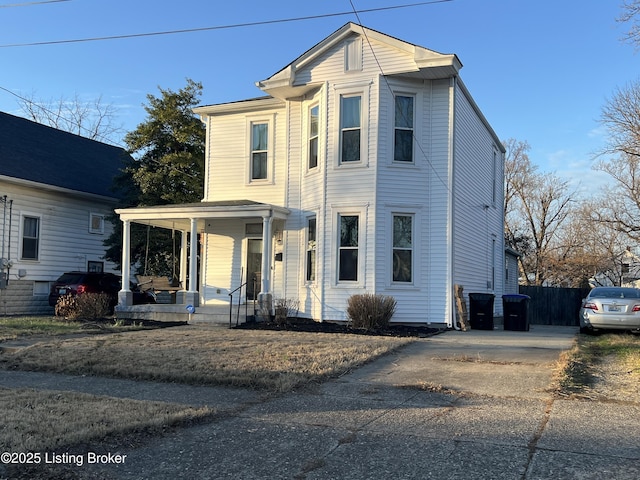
left=344, top=38, right=362, bottom=72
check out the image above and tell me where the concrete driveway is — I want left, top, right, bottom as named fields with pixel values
left=2, top=324, right=640, bottom=479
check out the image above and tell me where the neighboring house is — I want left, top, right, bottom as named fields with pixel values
left=0, top=111, right=129, bottom=315
left=590, top=247, right=640, bottom=288
left=116, top=23, right=505, bottom=328
left=504, top=247, right=521, bottom=294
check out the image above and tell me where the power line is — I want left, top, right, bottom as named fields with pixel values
left=0, top=0, right=70, bottom=8
left=0, top=1, right=452, bottom=48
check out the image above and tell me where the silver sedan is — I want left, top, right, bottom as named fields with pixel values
left=580, top=287, right=640, bottom=334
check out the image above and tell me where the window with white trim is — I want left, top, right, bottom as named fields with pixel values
left=308, top=105, right=319, bottom=170
left=394, top=95, right=414, bottom=163
left=340, top=95, right=361, bottom=163
left=392, top=214, right=413, bottom=283
left=338, top=214, right=359, bottom=281
left=89, top=212, right=104, bottom=234
left=21, top=215, right=40, bottom=260
left=306, top=217, right=316, bottom=282
left=250, top=122, right=268, bottom=180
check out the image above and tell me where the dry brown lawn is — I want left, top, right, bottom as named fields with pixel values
left=0, top=324, right=413, bottom=460
left=0, top=324, right=413, bottom=392
left=0, top=387, right=212, bottom=453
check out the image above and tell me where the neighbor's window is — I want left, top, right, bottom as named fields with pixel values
left=394, top=95, right=414, bottom=162
left=88, top=261, right=104, bottom=273
left=392, top=215, right=413, bottom=283
left=308, top=105, right=319, bottom=169
left=306, top=217, right=316, bottom=282
left=340, top=95, right=361, bottom=163
left=338, top=215, right=358, bottom=281
left=251, top=122, right=268, bottom=180
left=21, top=215, right=40, bottom=260
left=89, top=213, right=104, bottom=234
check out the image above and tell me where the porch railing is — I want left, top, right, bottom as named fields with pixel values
left=228, top=277, right=258, bottom=327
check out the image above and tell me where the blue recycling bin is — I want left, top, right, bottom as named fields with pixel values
left=502, top=294, right=530, bottom=331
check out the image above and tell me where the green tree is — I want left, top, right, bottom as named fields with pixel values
left=104, top=79, right=205, bottom=275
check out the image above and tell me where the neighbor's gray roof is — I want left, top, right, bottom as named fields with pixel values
left=0, top=111, right=131, bottom=199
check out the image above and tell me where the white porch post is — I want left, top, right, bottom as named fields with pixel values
left=183, top=218, right=199, bottom=307
left=118, top=219, right=132, bottom=306
left=258, top=214, right=273, bottom=318
left=180, top=229, right=188, bottom=290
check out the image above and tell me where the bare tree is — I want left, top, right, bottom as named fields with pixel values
left=503, top=139, right=577, bottom=285
left=594, top=79, right=640, bottom=242
left=618, top=0, right=640, bottom=49
left=18, top=92, right=124, bottom=144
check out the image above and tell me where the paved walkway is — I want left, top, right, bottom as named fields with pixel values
left=1, top=325, right=639, bottom=479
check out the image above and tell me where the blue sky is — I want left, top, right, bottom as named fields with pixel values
left=1, top=0, right=638, bottom=192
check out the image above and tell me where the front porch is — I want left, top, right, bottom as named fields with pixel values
left=115, top=303, right=253, bottom=326
left=114, top=200, right=290, bottom=322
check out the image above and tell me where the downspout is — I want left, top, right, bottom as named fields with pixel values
left=320, top=81, right=329, bottom=322
left=448, top=76, right=457, bottom=329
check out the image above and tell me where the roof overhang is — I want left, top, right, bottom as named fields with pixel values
left=256, top=23, right=462, bottom=100
left=115, top=200, right=290, bottom=231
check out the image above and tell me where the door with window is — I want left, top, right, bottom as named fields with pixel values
left=246, top=239, right=262, bottom=301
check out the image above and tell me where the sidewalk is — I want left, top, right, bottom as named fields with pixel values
left=2, top=325, right=639, bottom=479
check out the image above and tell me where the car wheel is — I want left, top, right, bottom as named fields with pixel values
left=579, top=325, right=595, bottom=335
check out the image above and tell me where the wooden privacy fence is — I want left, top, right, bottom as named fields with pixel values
left=518, top=286, right=591, bottom=326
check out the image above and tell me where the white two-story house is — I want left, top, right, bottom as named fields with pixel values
left=116, top=23, right=505, bottom=328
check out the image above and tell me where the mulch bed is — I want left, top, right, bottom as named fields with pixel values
left=233, top=317, right=444, bottom=338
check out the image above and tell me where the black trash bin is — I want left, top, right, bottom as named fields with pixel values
left=502, top=294, right=530, bottom=331
left=468, top=293, right=495, bottom=330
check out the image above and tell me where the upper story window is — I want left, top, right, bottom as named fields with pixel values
left=21, top=215, right=40, bottom=260
left=340, top=95, right=361, bottom=163
left=392, top=214, right=413, bottom=283
left=251, top=122, right=268, bottom=180
left=309, top=105, right=319, bottom=170
left=338, top=214, right=359, bottom=282
left=394, top=95, right=414, bottom=163
left=306, top=217, right=316, bottom=282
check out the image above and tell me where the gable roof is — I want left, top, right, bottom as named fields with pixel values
left=257, top=22, right=462, bottom=99
left=0, top=111, right=130, bottom=199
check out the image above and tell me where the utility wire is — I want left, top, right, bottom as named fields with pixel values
left=348, top=0, right=468, bottom=207
left=0, top=1, right=452, bottom=48
left=0, top=0, right=70, bottom=8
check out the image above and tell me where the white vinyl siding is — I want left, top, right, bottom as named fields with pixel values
left=0, top=180, right=118, bottom=281
left=451, top=80, right=504, bottom=313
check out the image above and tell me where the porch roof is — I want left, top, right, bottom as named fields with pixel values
left=115, top=200, right=290, bottom=231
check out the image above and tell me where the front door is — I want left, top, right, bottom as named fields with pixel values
left=246, top=239, right=262, bottom=301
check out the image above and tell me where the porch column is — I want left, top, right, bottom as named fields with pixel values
left=118, top=219, right=132, bottom=306
left=258, top=214, right=273, bottom=317
left=179, top=229, right=188, bottom=290
left=183, top=217, right=199, bottom=307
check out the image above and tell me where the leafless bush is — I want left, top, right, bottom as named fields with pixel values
left=55, top=293, right=111, bottom=320
left=274, top=298, right=300, bottom=326
left=347, top=293, right=396, bottom=331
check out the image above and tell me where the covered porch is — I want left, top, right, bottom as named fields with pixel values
left=114, top=200, right=290, bottom=324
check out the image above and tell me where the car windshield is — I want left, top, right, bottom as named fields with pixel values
left=589, top=287, right=640, bottom=299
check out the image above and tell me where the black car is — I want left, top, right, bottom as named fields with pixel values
left=48, top=272, right=155, bottom=307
